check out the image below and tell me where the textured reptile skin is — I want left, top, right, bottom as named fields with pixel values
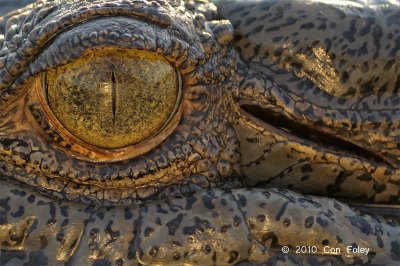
left=0, top=0, right=399, bottom=265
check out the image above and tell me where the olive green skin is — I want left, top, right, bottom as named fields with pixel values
left=0, top=0, right=399, bottom=265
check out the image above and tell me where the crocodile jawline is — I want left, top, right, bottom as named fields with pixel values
left=241, top=104, right=388, bottom=166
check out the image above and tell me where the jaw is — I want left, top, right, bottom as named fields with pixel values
left=1, top=178, right=399, bottom=265
left=231, top=71, right=400, bottom=205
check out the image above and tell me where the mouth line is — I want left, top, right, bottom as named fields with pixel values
left=240, top=103, right=388, bottom=166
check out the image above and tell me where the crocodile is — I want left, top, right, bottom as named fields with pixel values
left=0, top=0, right=400, bottom=265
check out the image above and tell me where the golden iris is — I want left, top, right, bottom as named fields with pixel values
left=45, top=47, right=179, bottom=149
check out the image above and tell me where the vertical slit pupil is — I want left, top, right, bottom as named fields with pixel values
left=111, top=64, right=117, bottom=123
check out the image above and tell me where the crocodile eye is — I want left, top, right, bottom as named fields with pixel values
left=41, top=47, right=181, bottom=150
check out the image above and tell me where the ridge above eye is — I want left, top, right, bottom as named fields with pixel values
left=41, top=47, right=181, bottom=149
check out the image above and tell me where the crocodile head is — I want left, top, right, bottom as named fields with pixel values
left=0, top=0, right=399, bottom=265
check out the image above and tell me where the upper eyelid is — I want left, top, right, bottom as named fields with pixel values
left=0, top=1, right=203, bottom=105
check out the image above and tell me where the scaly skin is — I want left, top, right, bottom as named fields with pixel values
left=0, top=0, right=399, bottom=265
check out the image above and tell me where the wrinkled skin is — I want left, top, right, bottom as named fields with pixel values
left=0, top=0, right=399, bottom=265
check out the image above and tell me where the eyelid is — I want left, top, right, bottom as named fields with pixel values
left=1, top=14, right=205, bottom=107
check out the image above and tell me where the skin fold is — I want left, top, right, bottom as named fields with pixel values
left=0, top=0, right=399, bottom=265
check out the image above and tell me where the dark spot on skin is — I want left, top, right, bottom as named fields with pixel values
left=115, top=258, right=124, bottom=266
left=201, top=195, right=215, bottom=210
left=233, top=215, right=242, bottom=226
left=144, top=227, right=155, bottom=237
left=61, top=219, right=69, bottom=227
left=228, top=251, right=239, bottom=263
left=56, top=231, right=65, bottom=242
left=183, top=251, right=189, bottom=259
left=275, top=201, right=289, bottom=221
left=245, top=17, right=257, bottom=26
left=360, top=17, right=375, bottom=36
left=257, top=214, right=266, bottom=222
left=156, top=204, right=168, bottom=214
left=96, top=212, right=104, bottom=220
left=300, top=164, right=312, bottom=173
left=356, top=173, right=372, bottom=181
left=10, top=189, right=26, bottom=197
left=316, top=217, right=329, bottom=227
left=60, top=206, right=68, bottom=217
left=343, top=19, right=356, bottom=43
left=234, top=34, right=243, bottom=42
left=361, top=62, right=369, bottom=73
left=220, top=224, right=232, bottom=233
left=105, top=221, right=120, bottom=240
left=389, top=36, right=400, bottom=57
left=291, top=61, right=303, bottom=70
left=317, top=23, right=327, bottom=30
left=127, top=238, right=136, bottom=260
left=348, top=216, right=373, bottom=234
left=300, top=175, right=309, bottom=181
left=357, top=42, right=368, bottom=56
left=394, top=75, right=400, bottom=95
left=155, top=217, right=162, bottom=226
left=173, top=252, right=181, bottom=261
left=336, top=235, right=343, bottom=243
left=90, top=227, right=100, bottom=238
left=27, top=195, right=35, bottom=203
left=327, top=171, right=353, bottom=195
left=204, top=244, right=212, bottom=254
left=166, top=213, right=183, bottom=235
left=372, top=24, right=383, bottom=59
left=305, top=216, right=314, bottom=228
left=274, top=47, right=283, bottom=57
left=148, top=246, right=159, bottom=257
left=342, top=86, right=356, bottom=97
left=283, top=218, right=291, bottom=227
left=300, top=22, right=314, bottom=29
left=183, top=217, right=211, bottom=235
left=253, top=43, right=261, bottom=55
left=273, top=36, right=283, bottom=42
left=124, top=207, right=133, bottom=220
left=241, top=10, right=250, bottom=17
left=185, top=196, right=197, bottom=210
left=333, top=201, right=342, bottom=211
left=360, top=79, right=374, bottom=94
left=377, top=236, right=384, bottom=248
left=322, top=239, right=329, bottom=245
left=265, top=26, right=280, bottom=32
left=384, top=59, right=395, bottom=71
left=391, top=241, right=400, bottom=260
left=246, top=137, right=259, bottom=144
left=46, top=202, right=56, bottom=225
left=172, top=241, right=181, bottom=247
left=0, top=197, right=11, bottom=223
left=11, top=205, right=24, bottom=218
left=341, top=71, right=349, bottom=83
left=237, top=194, right=247, bottom=207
